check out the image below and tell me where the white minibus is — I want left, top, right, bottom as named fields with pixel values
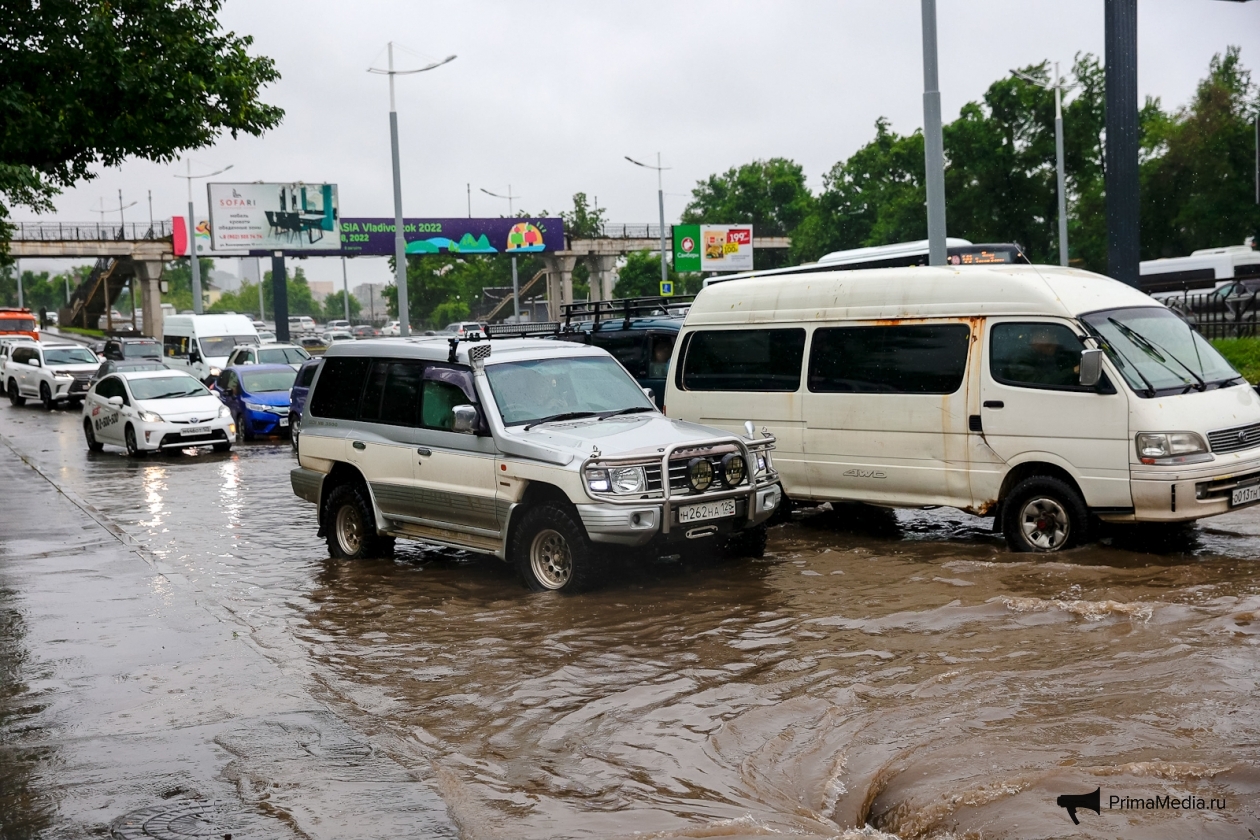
left=163, top=314, right=260, bottom=381
left=665, top=263, right=1260, bottom=552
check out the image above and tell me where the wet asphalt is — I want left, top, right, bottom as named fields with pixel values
left=1, top=394, right=1259, bottom=839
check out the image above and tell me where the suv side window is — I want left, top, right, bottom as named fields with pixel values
left=297, top=361, right=320, bottom=388
left=990, top=322, right=1085, bottom=390
left=310, top=356, right=371, bottom=420
left=421, top=365, right=478, bottom=431
left=592, top=332, right=647, bottom=378
left=360, top=360, right=424, bottom=427
left=12, top=346, right=33, bottom=365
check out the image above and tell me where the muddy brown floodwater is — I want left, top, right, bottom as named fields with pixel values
left=3, top=401, right=1259, bottom=839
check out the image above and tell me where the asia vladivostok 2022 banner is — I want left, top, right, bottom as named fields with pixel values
left=334, top=217, right=565, bottom=257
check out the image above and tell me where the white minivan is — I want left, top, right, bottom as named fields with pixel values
left=665, top=263, right=1260, bottom=552
left=163, top=314, right=260, bottom=382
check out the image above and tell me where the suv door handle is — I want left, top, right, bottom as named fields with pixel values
left=983, top=400, right=1004, bottom=409
left=352, top=440, right=366, bottom=450
left=416, top=447, right=431, bottom=456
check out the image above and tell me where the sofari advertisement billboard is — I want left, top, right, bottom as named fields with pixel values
left=207, top=183, right=340, bottom=252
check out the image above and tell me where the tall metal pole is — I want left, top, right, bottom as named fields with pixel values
left=15, top=258, right=22, bottom=309
left=1105, top=0, right=1140, bottom=287
left=657, top=153, right=668, bottom=283
left=256, top=258, right=265, bottom=322
left=920, top=0, right=947, bottom=267
left=188, top=159, right=204, bottom=314
left=388, top=44, right=410, bottom=336
left=1254, top=114, right=1258, bottom=206
left=341, top=256, right=351, bottom=322
left=511, top=257, right=520, bottom=321
left=1055, top=62, right=1070, bottom=267
left=272, top=252, right=289, bottom=343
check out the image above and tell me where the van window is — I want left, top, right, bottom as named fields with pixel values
left=808, top=324, right=971, bottom=394
left=679, top=329, right=805, bottom=392
left=309, top=356, right=370, bottom=419
left=990, top=323, right=1083, bottom=390
left=164, top=335, right=189, bottom=358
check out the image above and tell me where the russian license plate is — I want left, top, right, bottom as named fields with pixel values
left=180, top=425, right=211, bottom=436
left=279, top=417, right=289, bottom=427
left=678, top=498, right=737, bottom=523
left=1231, top=484, right=1260, bottom=507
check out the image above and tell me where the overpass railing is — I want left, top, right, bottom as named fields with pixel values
left=9, top=220, right=173, bottom=242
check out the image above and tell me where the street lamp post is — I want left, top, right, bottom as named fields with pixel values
left=175, top=160, right=233, bottom=314
left=920, top=0, right=947, bottom=267
left=625, top=154, right=671, bottom=285
left=1014, top=63, right=1076, bottom=266
left=481, top=186, right=520, bottom=320
left=341, top=256, right=351, bottom=323
left=369, top=43, right=456, bottom=338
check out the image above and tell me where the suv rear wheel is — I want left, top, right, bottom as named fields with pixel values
left=8, top=378, right=24, bottom=406
left=324, top=483, right=394, bottom=560
left=1002, top=476, right=1088, bottom=552
left=511, top=502, right=602, bottom=592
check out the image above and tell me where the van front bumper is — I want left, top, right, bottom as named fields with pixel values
left=577, top=483, right=782, bottom=546
left=1123, top=452, right=1260, bottom=522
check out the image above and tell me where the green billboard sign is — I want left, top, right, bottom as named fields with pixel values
left=673, top=224, right=701, bottom=272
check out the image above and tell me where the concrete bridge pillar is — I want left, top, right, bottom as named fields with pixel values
left=135, top=260, right=165, bottom=340
left=542, top=255, right=577, bottom=321
left=585, top=254, right=618, bottom=302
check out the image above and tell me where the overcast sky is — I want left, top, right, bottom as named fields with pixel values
left=18, top=0, right=1260, bottom=289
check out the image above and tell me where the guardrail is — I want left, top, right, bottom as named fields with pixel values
left=593, top=223, right=668, bottom=240
left=8, top=221, right=173, bottom=241
left=1165, top=290, right=1260, bottom=340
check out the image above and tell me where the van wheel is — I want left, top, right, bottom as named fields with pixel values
left=124, top=424, right=145, bottom=458
left=324, top=483, right=393, bottom=560
left=724, top=523, right=768, bottom=559
left=511, top=502, right=601, bottom=592
left=8, top=378, right=25, bottom=406
left=84, top=418, right=104, bottom=452
left=39, top=382, right=53, bottom=411
left=1002, top=476, right=1088, bottom=552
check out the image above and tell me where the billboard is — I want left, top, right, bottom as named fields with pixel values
left=334, top=217, right=564, bottom=257
left=207, top=182, right=340, bottom=251
left=673, top=224, right=754, bottom=272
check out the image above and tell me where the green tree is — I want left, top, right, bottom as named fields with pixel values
left=682, top=158, right=813, bottom=269
left=0, top=0, right=283, bottom=248
left=323, top=290, right=361, bottom=321
left=1140, top=47, right=1260, bottom=258
left=560, top=192, right=607, bottom=238
left=613, top=250, right=699, bottom=298
left=162, top=258, right=216, bottom=312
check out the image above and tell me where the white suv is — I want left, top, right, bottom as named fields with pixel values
left=6, top=342, right=100, bottom=409
left=291, top=334, right=781, bottom=592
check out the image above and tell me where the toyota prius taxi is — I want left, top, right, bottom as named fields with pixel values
left=82, top=370, right=234, bottom=455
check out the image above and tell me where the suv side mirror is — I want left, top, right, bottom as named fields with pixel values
left=642, top=387, right=654, bottom=401
left=30, top=357, right=40, bottom=367
left=451, top=404, right=479, bottom=434
left=1079, top=348, right=1103, bottom=388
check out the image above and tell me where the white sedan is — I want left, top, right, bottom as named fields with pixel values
left=83, top=369, right=234, bottom=456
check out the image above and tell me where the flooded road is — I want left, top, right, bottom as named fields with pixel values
left=2, top=399, right=1258, bottom=838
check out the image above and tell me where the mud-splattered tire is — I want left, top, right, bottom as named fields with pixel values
left=324, top=483, right=393, bottom=560
left=7, top=379, right=24, bottom=406
left=84, top=418, right=104, bottom=452
left=724, top=523, right=768, bottom=559
left=1002, top=476, right=1088, bottom=553
left=510, top=502, right=602, bottom=592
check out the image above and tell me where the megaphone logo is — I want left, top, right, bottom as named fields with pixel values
left=1056, top=787, right=1101, bottom=825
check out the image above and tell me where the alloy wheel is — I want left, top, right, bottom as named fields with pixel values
left=336, top=504, right=363, bottom=556
left=529, top=529, right=573, bottom=590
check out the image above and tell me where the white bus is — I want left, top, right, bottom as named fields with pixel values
left=1140, top=243, right=1260, bottom=295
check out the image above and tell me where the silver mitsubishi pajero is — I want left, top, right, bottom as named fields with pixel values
left=290, top=330, right=781, bottom=592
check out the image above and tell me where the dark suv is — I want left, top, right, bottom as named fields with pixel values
left=288, top=357, right=322, bottom=453
left=555, top=297, right=691, bottom=408
left=102, top=337, right=162, bottom=362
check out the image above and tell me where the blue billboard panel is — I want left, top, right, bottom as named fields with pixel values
left=335, top=217, right=564, bottom=257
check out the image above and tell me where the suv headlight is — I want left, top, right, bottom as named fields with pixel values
left=720, top=453, right=746, bottom=487
left=138, top=410, right=163, bottom=423
left=1136, top=432, right=1212, bottom=465
left=53, top=370, right=74, bottom=379
left=585, top=466, right=647, bottom=495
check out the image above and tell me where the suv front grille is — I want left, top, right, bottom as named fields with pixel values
left=640, top=453, right=748, bottom=497
left=1207, top=422, right=1260, bottom=454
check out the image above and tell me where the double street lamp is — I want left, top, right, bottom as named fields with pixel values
left=625, top=154, right=670, bottom=285
left=369, top=43, right=456, bottom=338
left=175, top=160, right=233, bottom=314
left=1014, top=63, right=1077, bottom=267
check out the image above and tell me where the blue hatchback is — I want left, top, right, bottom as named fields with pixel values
left=213, top=363, right=298, bottom=441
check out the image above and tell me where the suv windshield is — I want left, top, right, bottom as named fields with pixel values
left=44, top=347, right=97, bottom=365
left=200, top=335, right=259, bottom=357
left=130, top=375, right=207, bottom=400
left=1081, top=306, right=1241, bottom=396
left=124, top=342, right=161, bottom=358
left=241, top=368, right=297, bottom=393
left=485, top=356, right=654, bottom=426
left=258, top=347, right=310, bottom=365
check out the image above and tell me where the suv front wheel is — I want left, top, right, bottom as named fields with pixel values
left=511, top=502, right=602, bottom=593
left=324, top=483, right=394, bottom=560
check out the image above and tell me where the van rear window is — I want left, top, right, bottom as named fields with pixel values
left=679, top=329, right=805, bottom=392
left=808, top=324, right=970, bottom=394
left=0, top=318, right=35, bottom=332
left=310, top=357, right=370, bottom=419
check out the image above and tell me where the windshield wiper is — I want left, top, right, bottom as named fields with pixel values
left=598, top=406, right=656, bottom=421
left=523, top=411, right=598, bottom=431
left=1107, top=317, right=1206, bottom=393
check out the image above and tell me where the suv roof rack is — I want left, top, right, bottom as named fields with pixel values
left=447, top=321, right=563, bottom=362
left=561, top=295, right=695, bottom=331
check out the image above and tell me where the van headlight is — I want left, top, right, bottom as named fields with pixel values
left=1136, top=432, right=1212, bottom=465
left=586, top=466, right=647, bottom=495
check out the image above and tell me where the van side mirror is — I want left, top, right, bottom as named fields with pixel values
left=1079, top=348, right=1103, bottom=388
left=451, top=404, right=479, bottom=434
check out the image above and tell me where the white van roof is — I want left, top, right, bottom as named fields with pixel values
left=685, top=264, right=1157, bottom=325
left=163, top=313, right=259, bottom=336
